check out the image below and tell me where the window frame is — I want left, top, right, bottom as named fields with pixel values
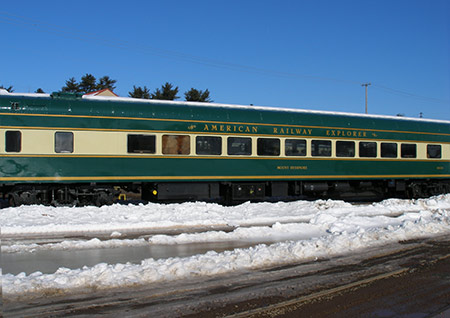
left=196, top=136, right=222, bottom=155
left=55, top=131, right=74, bottom=153
left=5, top=130, right=22, bottom=153
left=285, top=139, right=307, bottom=157
left=162, top=134, right=191, bottom=155
left=311, top=140, right=332, bottom=157
left=401, top=143, right=417, bottom=158
left=257, top=138, right=280, bottom=156
left=127, top=134, right=156, bottom=154
left=227, top=137, right=252, bottom=156
left=359, top=141, right=377, bottom=158
left=427, top=144, right=442, bottom=159
left=336, top=140, right=355, bottom=158
left=380, top=142, right=398, bottom=158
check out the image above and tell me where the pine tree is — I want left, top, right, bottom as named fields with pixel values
left=35, top=88, right=45, bottom=93
left=129, top=85, right=151, bottom=99
left=184, top=88, right=212, bottom=102
left=0, top=85, right=14, bottom=92
left=79, top=74, right=97, bottom=93
left=151, top=82, right=179, bottom=100
left=97, top=76, right=117, bottom=91
left=61, top=74, right=117, bottom=94
left=62, top=77, right=81, bottom=93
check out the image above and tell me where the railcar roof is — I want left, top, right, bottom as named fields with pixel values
left=1, top=89, right=449, bottom=124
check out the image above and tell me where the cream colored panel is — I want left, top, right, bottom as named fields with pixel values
left=279, top=137, right=286, bottom=157
left=22, top=130, right=54, bottom=154
left=443, top=144, right=450, bottom=159
left=74, top=131, right=126, bottom=155
left=251, top=137, right=257, bottom=157
left=331, top=140, right=336, bottom=157
left=0, top=130, right=5, bottom=154
left=221, top=136, right=226, bottom=156
left=306, top=139, right=312, bottom=157
left=416, top=143, right=426, bottom=160
left=155, top=134, right=162, bottom=155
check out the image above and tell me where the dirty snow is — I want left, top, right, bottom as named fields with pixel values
left=2, top=195, right=450, bottom=299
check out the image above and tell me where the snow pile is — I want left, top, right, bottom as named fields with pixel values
left=2, top=195, right=450, bottom=299
left=2, top=196, right=446, bottom=236
left=3, top=237, right=150, bottom=254
left=148, top=222, right=325, bottom=245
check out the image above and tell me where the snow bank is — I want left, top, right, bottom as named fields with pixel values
left=3, top=196, right=448, bottom=236
left=2, top=195, right=450, bottom=298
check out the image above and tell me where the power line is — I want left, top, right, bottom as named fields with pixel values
left=371, top=84, right=449, bottom=104
left=0, top=11, right=360, bottom=85
left=1, top=11, right=449, bottom=106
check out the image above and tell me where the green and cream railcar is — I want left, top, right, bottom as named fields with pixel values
left=1, top=90, right=449, bottom=206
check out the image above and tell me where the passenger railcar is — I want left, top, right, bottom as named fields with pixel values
left=1, top=89, right=449, bottom=206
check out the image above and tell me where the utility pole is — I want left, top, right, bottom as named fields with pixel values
left=362, top=83, right=371, bottom=114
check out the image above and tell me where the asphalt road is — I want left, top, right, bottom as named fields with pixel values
left=3, top=235, right=450, bottom=318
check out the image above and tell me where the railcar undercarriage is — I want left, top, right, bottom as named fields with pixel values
left=1, top=179, right=449, bottom=208
left=1, top=184, right=119, bottom=208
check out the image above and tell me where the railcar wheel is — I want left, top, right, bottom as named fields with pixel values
left=8, top=193, right=20, bottom=207
left=95, top=191, right=114, bottom=206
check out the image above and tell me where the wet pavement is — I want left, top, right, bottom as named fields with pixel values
left=2, top=240, right=258, bottom=275
left=3, top=235, right=449, bottom=318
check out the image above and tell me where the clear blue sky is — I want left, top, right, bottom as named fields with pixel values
left=1, top=0, right=449, bottom=120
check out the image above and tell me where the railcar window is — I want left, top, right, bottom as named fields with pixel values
left=427, top=145, right=441, bottom=158
left=336, top=141, right=355, bottom=157
left=5, top=130, right=21, bottom=152
left=162, top=135, right=190, bottom=155
left=257, top=138, right=280, bottom=156
left=401, top=144, right=417, bottom=158
left=127, top=134, right=156, bottom=154
left=55, top=132, right=74, bottom=153
left=311, top=140, right=331, bottom=157
left=359, top=142, right=377, bottom=157
left=285, top=139, right=306, bottom=156
left=227, top=137, right=251, bottom=155
left=196, top=136, right=222, bottom=155
left=381, top=142, right=397, bottom=158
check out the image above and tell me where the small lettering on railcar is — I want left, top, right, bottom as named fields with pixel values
left=273, top=127, right=313, bottom=135
left=203, top=124, right=258, bottom=133
left=326, top=129, right=367, bottom=138
left=199, top=123, right=373, bottom=139
left=277, top=166, right=308, bottom=170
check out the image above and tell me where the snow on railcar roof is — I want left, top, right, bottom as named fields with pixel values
left=1, top=89, right=449, bottom=124
left=0, top=89, right=50, bottom=98
left=83, top=94, right=450, bottom=124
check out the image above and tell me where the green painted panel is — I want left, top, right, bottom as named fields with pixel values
left=1, top=156, right=448, bottom=183
left=1, top=94, right=449, bottom=144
